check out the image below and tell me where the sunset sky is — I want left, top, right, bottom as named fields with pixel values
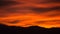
left=0, top=0, right=60, bottom=28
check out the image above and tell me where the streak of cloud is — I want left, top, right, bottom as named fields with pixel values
left=30, top=6, right=60, bottom=13
left=32, top=0, right=60, bottom=4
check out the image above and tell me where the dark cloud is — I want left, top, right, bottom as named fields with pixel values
left=0, top=7, right=21, bottom=17
left=51, top=20, right=60, bottom=22
left=0, top=0, right=22, bottom=7
left=4, top=7, right=20, bottom=13
left=35, top=20, right=60, bottom=24
left=51, top=6, right=60, bottom=10
left=47, top=0, right=60, bottom=3
left=48, top=13, right=60, bottom=17
left=0, top=20, right=20, bottom=24
left=0, top=1, right=16, bottom=6
left=7, top=20, right=20, bottom=24
left=30, top=6, right=60, bottom=13
left=35, top=0, right=60, bottom=4
left=31, top=7, right=50, bottom=13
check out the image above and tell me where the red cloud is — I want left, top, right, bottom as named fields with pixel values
left=0, top=0, right=60, bottom=28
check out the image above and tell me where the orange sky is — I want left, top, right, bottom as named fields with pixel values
left=0, top=0, right=60, bottom=28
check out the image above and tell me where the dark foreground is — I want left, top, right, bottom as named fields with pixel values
left=0, top=24, right=60, bottom=34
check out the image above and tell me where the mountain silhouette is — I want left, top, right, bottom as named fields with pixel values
left=0, top=24, right=60, bottom=34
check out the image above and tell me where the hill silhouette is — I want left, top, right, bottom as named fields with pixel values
left=0, top=24, right=60, bottom=34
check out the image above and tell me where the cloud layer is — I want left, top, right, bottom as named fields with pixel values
left=0, top=0, right=60, bottom=28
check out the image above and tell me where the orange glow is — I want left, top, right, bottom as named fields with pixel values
left=0, top=0, right=60, bottom=28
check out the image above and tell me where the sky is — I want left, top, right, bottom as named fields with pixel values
left=0, top=0, right=60, bottom=28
